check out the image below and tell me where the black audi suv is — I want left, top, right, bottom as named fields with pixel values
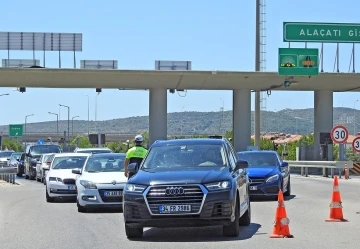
left=123, top=138, right=251, bottom=238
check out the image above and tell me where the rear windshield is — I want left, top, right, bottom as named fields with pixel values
left=10, top=153, right=22, bottom=160
left=30, top=145, right=61, bottom=155
left=0, top=151, right=14, bottom=158
left=77, top=149, right=112, bottom=154
left=42, top=154, right=53, bottom=162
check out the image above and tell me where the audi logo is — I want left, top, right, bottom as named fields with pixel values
left=165, top=187, right=185, bottom=196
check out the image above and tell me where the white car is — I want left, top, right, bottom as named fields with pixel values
left=45, top=153, right=90, bottom=203
left=72, top=153, right=127, bottom=212
left=73, top=147, right=112, bottom=154
left=36, top=153, right=56, bottom=184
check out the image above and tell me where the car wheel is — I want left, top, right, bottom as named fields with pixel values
left=125, top=223, right=143, bottom=239
left=29, top=169, right=35, bottom=180
left=46, top=189, right=55, bottom=203
left=223, top=195, right=240, bottom=237
left=239, top=198, right=251, bottom=226
left=25, top=170, right=29, bottom=179
left=77, top=200, right=87, bottom=213
left=284, top=177, right=291, bottom=197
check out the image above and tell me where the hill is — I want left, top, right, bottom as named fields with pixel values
left=0, top=107, right=358, bottom=136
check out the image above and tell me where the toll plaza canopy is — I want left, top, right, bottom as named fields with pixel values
left=0, top=68, right=360, bottom=92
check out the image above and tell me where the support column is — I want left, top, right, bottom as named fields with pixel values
left=254, top=92, right=261, bottom=147
left=149, top=88, right=167, bottom=147
left=233, top=89, right=251, bottom=152
left=314, top=90, right=333, bottom=160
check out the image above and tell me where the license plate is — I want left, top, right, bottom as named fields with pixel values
left=67, top=185, right=76, bottom=190
left=159, top=205, right=192, bottom=213
left=104, top=191, right=122, bottom=196
left=250, top=186, right=257, bottom=190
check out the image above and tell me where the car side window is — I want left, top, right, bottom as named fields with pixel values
left=225, top=143, right=236, bottom=169
left=227, top=140, right=239, bottom=160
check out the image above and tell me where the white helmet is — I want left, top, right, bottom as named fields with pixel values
left=134, top=135, right=144, bottom=142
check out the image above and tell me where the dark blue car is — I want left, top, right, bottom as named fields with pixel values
left=123, top=138, right=251, bottom=238
left=237, top=150, right=291, bottom=199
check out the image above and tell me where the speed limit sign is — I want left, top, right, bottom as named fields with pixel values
left=352, top=137, right=360, bottom=152
left=330, top=125, right=348, bottom=144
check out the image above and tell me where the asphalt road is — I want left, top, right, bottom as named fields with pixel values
left=1, top=175, right=360, bottom=249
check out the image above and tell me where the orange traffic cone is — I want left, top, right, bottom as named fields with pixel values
left=326, top=176, right=348, bottom=222
left=270, top=190, right=294, bottom=238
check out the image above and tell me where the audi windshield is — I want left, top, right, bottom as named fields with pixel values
left=141, top=144, right=228, bottom=170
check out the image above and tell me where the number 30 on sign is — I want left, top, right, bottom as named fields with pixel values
left=330, top=125, right=348, bottom=144
left=352, top=137, right=360, bottom=152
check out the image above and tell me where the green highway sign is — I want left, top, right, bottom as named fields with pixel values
left=278, top=48, right=319, bottom=76
left=9, top=124, right=24, bottom=137
left=283, top=22, right=360, bottom=43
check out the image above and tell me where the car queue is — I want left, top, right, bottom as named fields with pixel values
left=4, top=135, right=292, bottom=239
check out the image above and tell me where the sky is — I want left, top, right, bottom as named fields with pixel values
left=1, top=0, right=360, bottom=125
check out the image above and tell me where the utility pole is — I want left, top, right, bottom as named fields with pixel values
left=254, top=0, right=261, bottom=147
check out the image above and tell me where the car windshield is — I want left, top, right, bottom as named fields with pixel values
left=84, top=154, right=126, bottom=172
left=10, top=153, right=22, bottom=160
left=31, top=145, right=61, bottom=155
left=52, top=156, right=88, bottom=169
left=142, top=144, right=228, bottom=170
left=237, top=152, right=279, bottom=167
left=77, top=149, right=112, bottom=154
left=0, top=151, right=14, bottom=158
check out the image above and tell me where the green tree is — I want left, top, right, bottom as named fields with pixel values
left=224, top=130, right=233, bottom=139
left=2, top=139, right=24, bottom=152
left=300, top=133, right=314, bottom=145
left=106, top=142, right=128, bottom=153
left=70, top=136, right=92, bottom=148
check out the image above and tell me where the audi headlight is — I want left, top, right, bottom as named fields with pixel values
left=124, top=184, right=146, bottom=193
left=49, top=177, right=62, bottom=182
left=205, top=181, right=231, bottom=191
left=80, top=180, right=97, bottom=189
left=266, top=175, right=279, bottom=183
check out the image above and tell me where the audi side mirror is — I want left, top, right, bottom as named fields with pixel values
left=235, top=160, right=248, bottom=171
left=128, top=163, right=138, bottom=174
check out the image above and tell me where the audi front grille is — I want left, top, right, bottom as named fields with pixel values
left=145, top=185, right=205, bottom=215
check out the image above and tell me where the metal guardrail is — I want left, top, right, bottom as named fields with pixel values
left=0, top=167, right=17, bottom=184
left=287, top=160, right=353, bottom=178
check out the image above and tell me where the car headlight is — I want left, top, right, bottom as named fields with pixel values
left=266, top=175, right=279, bottom=183
left=205, top=181, right=231, bottom=191
left=49, top=177, right=62, bottom=182
left=80, top=180, right=97, bottom=189
left=124, top=184, right=146, bottom=193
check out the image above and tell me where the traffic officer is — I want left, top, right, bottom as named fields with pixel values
left=124, top=135, right=148, bottom=177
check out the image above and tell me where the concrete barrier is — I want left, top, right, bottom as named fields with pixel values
left=0, top=167, right=17, bottom=184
